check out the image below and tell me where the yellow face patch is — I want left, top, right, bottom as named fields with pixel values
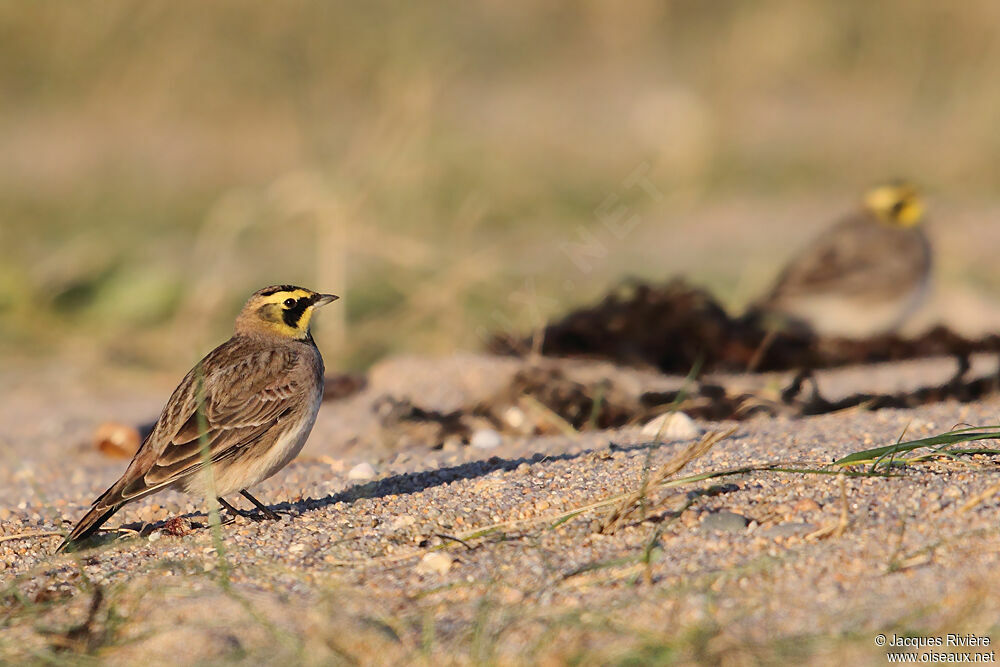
left=863, top=184, right=925, bottom=228
left=254, top=289, right=318, bottom=338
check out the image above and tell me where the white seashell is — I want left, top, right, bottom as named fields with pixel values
left=347, top=462, right=377, bottom=480
left=470, top=429, right=502, bottom=450
left=641, top=411, right=701, bottom=440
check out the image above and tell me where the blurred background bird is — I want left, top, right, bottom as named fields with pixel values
left=747, top=182, right=931, bottom=338
left=4, top=2, right=1000, bottom=371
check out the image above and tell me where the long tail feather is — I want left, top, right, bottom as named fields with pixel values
left=56, top=504, right=123, bottom=553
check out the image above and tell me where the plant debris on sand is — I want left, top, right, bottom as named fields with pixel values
left=490, top=278, right=1000, bottom=374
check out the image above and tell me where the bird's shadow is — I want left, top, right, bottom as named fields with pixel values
left=107, top=437, right=711, bottom=544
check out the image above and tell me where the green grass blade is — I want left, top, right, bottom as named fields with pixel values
left=834, top=428, right=1000, bottom=466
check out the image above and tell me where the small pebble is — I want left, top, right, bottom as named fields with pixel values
left=793, top=498, right=821, bottom=513
left=700, top=511, right=749, bottom=533
left=416, top=552, right=453, bottom=575
left=348, top=462, right=377, bottom=480
left=470, top=429, right=502, bottom=450
left=760, top=522, right=816, bottom=539
left=390, top=515, right=417, bottom=530
left=503, top=407, right=527, bottom=430
left=93, top=421, right=141, bottom=459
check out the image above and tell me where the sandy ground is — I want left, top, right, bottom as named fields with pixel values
left=3, top=353, right=1000, bottom=665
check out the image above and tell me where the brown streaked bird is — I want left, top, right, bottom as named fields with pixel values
left=58, top=285, right=339, bottom=552
left=750, top=182, right=931, bottom=338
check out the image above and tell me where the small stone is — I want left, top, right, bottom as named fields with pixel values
left=760, top=522, right=816, bottom=539
left=416, top=551, right=453, bottom=575
left=390, top=515, right=416, bottom=530
left=348, top=462, right=377, bottom=480
left=470, top=429, right=502, bottom=450
left=288, top=543, right=306, bottom=553
left=793, top=498, right=821, bottom=513
left=700, top=511, right=749, bottom=533
left=503, top=407, right=527, bottom=430
left=94, top=422, right=141, bottom=459
left=500, top=587, right=524, bottom=604
left=318, top=456, right=346, bottom=472
left=641, top=412, right=701, bottom=440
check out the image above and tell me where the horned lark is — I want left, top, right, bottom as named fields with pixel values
left=57, top=285, right=339, bottom=552
left=751, top=183, right=931, bottom=338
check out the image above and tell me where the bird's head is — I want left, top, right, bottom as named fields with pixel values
left=863, top=182, right=925, bottom=227
left=235, top=285, right=339, bottom=340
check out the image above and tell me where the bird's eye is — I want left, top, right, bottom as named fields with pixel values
left=283, top=298, right=297, bottom=308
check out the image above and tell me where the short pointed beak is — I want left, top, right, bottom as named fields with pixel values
left=313, top=293, right=339, bottom=307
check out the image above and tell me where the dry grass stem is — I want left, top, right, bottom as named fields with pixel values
left=600, top=428, right=735, bottom=534
left=517, top=395, right=580, bottom=439
left=0, top=531, right=65, bottom=544
left=959, top=479, right=1000, bottom=514
left=806, top=473, right=851, bottom=541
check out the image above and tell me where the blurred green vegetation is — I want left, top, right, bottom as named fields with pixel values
left=1, top=1, right=999, bottom=372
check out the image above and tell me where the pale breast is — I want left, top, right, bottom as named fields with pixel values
left=207, top=386, right=323, bottom=498
left=181, top=344, right=326, bottom=500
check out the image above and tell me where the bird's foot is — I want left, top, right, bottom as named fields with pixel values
left=240, top=489, right=283, bottom=521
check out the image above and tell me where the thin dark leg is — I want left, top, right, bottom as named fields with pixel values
left=947, top=353, right=971, bottom=387
left=240, top=489, right=281, bottom=521
left=216, top=496, right=246, bottom=525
